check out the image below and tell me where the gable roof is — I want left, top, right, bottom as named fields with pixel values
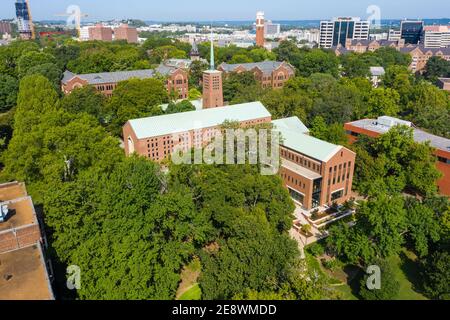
left=62, top=69, right=155, bottom=85
left=219, top=61, right=295, bottom=76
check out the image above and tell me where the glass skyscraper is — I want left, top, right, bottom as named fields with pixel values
left=400, top=20, right=424, bottom=45
left=15, top=0, right=33, bottom=39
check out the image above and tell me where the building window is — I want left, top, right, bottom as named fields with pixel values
left=331, top=190, right=344, bottom=201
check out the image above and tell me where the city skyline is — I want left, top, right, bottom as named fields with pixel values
left=1, top=0, right=450, bottom=22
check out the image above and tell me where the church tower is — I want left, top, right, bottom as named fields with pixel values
left=190, top=39, right=200, bottom=61
left=202, top=31, right=224, bottom=109
left=256, top=11, right=265, bottom=48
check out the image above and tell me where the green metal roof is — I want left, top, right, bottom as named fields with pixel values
left=128, top=101, right=271, bottom=139
left=271, top=117, right=310, bottom=134
left=273, top=120, right=342, bottom=162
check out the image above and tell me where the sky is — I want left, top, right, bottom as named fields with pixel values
left=2, top=0, right=449, bottom=21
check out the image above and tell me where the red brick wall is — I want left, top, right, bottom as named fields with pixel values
left=124, top=116, right=272, bottom=161
left=167, top=69, right=189, bottom=100
left=321, top=148, right=356, bottom=206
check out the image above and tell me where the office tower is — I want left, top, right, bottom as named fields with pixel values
left=88, top=23, right=113, bottom=41
left=114, top=23, right=138, bottom=43
left=388, top=29, right=402, bottom=41
left=15, top=0, right=34, bottom=40
left=265, top=20, right=281, bottom=35
left=256, top=11, right=265, bottom=47
left=422, top=25, right=450, bottom=48
left=319, top=17, right=370, bottom=48
left=400, top=20, right=424, bottom=44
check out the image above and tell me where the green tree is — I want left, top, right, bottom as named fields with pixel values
left=0, top=74, right=19, bottom=113
left=61, top=85, right=106, bottom=121
left=366, top=88, right=400, bottom=117
left=17, top=51, right=57, bottom=78
left=423, top=56, right=450, bottom=83
left=149, top=45, right=187, bottom=64
left=25, top=62, right=62, bottom=89
left=421, top=251, right=450, bottom=300
left=297, top=49, right=339, bottom=78
left=189, top=60, right=208, bottom=89
left=165, top=100, right=196, bottom=114
left=223, top=71, right=257, bottom=102
left=229, top=54, right=253, bottom=64
left=310, top=116, right=348, bottom=145
left=405, top=198, right=441, bottom=257
left=359, top=259, right=400, bottom=300
left=105, top=78, right=167, bottom=136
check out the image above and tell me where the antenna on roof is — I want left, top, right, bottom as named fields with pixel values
left=210, top=24, right=215, bottom=70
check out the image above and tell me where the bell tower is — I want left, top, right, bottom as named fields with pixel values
left=256, top=11, right=265, bottom=48
left=202, top=30, right=224, bottom=109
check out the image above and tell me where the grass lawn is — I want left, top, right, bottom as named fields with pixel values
left=307, top=244, right=427, bottom=300
left=176, top=258, right=202, bottom=300
left=388, top=250, right=427, bottom=300
left=178, top=283, right=202, bottom=300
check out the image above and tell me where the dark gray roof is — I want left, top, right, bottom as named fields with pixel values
left=62, top=69, right=155, bottom=85
left=400, top=45, right=450, bottom=55
left=218, top=61, right=295, bottom=75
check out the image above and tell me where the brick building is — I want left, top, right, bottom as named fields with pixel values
left=62, top=67, right=189, bottom=99
left=123, top=38, right=355, bottom=210
left=344, top=116, right=450, bottom=196
left=114, top=23, right=138, bottom=43
left=0, top=182, right=54, bottom=300
left=335, top=38, right=450, bottom=73
left=274, top=117, right=356, bottom=209
left=218, top=61, right=295, bottom=90
left=123, top=101, right=272, bottom=160
left=88, top=23, right=113, bottom=41
left=400, top=46, right=450, bottom=73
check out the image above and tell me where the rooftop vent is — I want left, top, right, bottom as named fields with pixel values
left=0, top=204, right=9, bottom=223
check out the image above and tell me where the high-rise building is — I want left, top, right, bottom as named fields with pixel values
left=0, top=21, right=12, bottom=35
left=88, top=23, right=113, bottom=42
left=114, top=23, right=138, bottom=43
left=256, top=11, right=265, bottom=47
left=388, top=29, right=402, bottom=41
left=422, top=25, right=450, bottom=48
left=202, top=33, right=223, bottom=109
left=400, top=20, right=424, bottom=44
left=15, top=0, right=34, bottom=40
left=319, top=17, right=370, bottom=48
left=264, top=20, right=281, bottom=35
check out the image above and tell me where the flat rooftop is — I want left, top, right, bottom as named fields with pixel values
left=347, top=118, right=450, bottom=153
left=0, top=182, right=27, bottom=202
left=282, top=159, right=322, bottom=180
left=0, top=244, right=53, bottom=300
left=0, top=197, right=37, bottom=232
left=128, top=101, right=271, bottom=139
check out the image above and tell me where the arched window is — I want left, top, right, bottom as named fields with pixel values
left=128, top=136, right=135, bottom=154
